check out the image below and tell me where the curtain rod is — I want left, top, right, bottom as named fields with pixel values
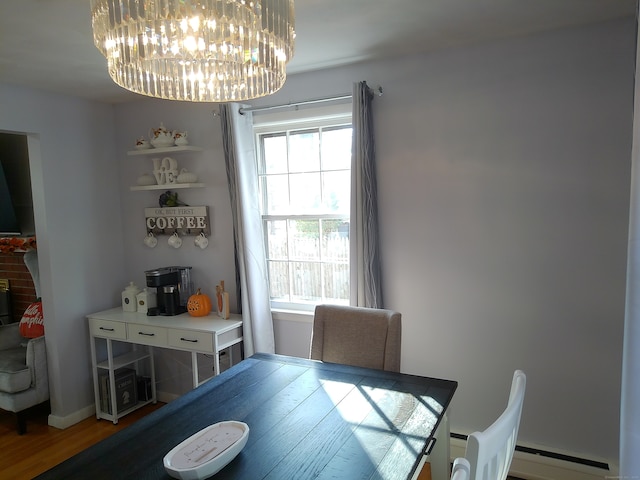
left=238, top=85, right=382, bottom=115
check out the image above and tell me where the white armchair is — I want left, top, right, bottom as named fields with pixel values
left=0, top=322, right=49, bottom=434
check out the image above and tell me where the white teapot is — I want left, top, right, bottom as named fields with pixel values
left=150, top=122, right=175, bottom=147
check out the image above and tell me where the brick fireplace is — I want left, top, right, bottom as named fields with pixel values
left=0, top=251, right=37, bottom=323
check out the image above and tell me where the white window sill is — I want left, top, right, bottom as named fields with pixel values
left=271, top=309, right=314, bottom=324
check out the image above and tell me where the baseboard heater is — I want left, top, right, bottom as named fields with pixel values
left=450, top=432, right=613, bottom=480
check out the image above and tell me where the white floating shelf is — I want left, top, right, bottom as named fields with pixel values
left=130, top=183, right=204, bottom=191
left=127, top=145, right=203, bottom=156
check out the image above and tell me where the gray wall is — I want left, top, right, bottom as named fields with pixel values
left=261, top=18, right=635, bottom=462
left=376, top=19, right=633, bottom=461
left=0, top=16, right=633, bottom=466
left=112, top=100, right=237, bottom=394
left=0, top=85, right=124, bottom=422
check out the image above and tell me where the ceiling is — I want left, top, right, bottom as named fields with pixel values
left=0, top=0, right=636, bottom=104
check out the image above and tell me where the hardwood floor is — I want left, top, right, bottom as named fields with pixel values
left=0, top=402, right=165, bottom=479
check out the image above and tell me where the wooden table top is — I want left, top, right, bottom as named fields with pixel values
left=37, top=353, right=457, bottom=480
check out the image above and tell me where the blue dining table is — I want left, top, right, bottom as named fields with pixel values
left=36, top=353, right=457, bottom=480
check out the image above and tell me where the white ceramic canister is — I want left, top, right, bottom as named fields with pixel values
left=121, top=282, right=141, bottom=312
left=136, top=288, right=157, bottom=314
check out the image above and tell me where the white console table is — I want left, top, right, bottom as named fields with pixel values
left=88, top=307, right=243, bottom=423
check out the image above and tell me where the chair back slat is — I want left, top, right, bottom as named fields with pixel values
left=465, top=370, right=526, bottom=480
left=451, top=457, right=471, bottom=480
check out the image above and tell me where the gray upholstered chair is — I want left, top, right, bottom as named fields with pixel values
left=0, top=322, right=49, bottom=434
left=310, top=304, right=402, bottom=372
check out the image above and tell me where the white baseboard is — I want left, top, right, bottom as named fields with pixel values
left=157, top=390, right=179, bottom=403
left=46, top=391, right=177, bottom=430
left=450, top=436, right=618, bottom=480
left=47, top=404, right=95, bottom=430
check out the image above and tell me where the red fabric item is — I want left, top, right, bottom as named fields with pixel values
left=19, top=301, right=44, bottom=338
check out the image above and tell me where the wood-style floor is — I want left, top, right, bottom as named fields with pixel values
left=0, top=403, right=436, bottom=480
left=0, top=402, right=165, bottom=479
left=0, top=403, right=523, bottom=480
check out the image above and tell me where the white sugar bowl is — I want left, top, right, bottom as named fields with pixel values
left=177, top=168, right=198, bottom=184
left=135, top=138, right=151, bottom=150
left=174, top=131, right=189, bottom=146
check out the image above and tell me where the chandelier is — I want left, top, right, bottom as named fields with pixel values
left=90, top=0, right=295, bottom=102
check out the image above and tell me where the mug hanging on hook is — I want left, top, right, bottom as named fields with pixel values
left=144, top=231, right=157, bottom=248
left=195, top=232, right=208, bottom=250
left=168, top=232, right=182, bottom=249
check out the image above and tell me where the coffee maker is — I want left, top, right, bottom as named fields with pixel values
left=144, top=266, right=193, bottom=316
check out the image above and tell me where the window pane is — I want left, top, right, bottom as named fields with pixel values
left=291, top=261, right=321, bottom=302
left=268, top=260, right=290, bottom=301
left=321, top=220, right=349, bottom=262
left=322, top=127, right=352, bottom=170
left=324, top=263, right=350, bottom=302
left=266, top=220, right=288, bottom=260
left=263, top=134, right=288, bottom=174
left=289, top=130, right=320, bottom=173
left=289, top=172, right=321, bottom=212
left=265, top=174, right=289, bottom=214
left=322, top=170, right=350, bottom=213
left=289, top=220, right=319, bottom=260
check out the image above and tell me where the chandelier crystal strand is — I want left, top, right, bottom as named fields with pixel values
left=90, top=0, right=295, bottom=102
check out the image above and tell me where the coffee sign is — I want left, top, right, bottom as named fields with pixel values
left=145, top=206, right=210, bottom=236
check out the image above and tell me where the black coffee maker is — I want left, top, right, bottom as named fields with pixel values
left=144, top=266, right=193, bottom=316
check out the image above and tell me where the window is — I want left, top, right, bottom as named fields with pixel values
left=254, top=106, right=352, bottom=311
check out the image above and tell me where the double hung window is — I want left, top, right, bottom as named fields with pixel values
left=254, top=106, right=352, bottom=311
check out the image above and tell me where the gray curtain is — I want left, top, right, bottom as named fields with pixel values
left=350, top=81, right=383, bottom=308
left=219, top=103, right=275, bottom=356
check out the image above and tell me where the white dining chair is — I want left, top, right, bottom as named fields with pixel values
left=451, top=458, right=471, bottom=480
left=464, top=370, right=526, bottom=480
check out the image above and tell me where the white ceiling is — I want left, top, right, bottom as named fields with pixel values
left=0, top=0, right=636, bottom=104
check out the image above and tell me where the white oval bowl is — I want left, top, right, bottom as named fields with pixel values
left=163, top=421, right=250, bottom=480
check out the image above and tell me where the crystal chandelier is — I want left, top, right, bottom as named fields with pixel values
left=90, top=0, right=295, bottom=102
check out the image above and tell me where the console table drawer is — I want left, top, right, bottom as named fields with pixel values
left=168, top=329, right=214, bottom=353
left=89, top=319, right=127, bottom=340
left=218, top=325, right=243, bottom=349
left=127, top=324, right=168, bottom=346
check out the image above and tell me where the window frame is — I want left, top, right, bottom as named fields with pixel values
left=253, top=103, right=353, bottom=312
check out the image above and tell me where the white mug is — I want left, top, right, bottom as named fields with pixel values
left=195, top=232, right=208, bottom=249
left=144, top=232, right=157, bottom=248
left=168, top=232, right=182, bottom=249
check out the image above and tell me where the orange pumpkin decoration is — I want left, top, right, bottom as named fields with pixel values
left=187, top=288, right=212, bottom=317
